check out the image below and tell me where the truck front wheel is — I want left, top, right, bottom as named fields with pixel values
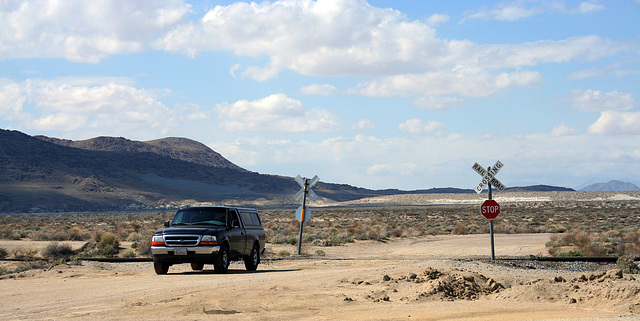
left=214, top=245, right=229, bottom=274
left=154, top=261, right=169, bottom=275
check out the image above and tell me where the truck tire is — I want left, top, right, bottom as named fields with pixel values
left=244, top=243, right=260, bottom=271
left=154, top=261, right=169, bottom=275
left=191, top=262, right=204, bottom=271
left=214, top=245, right=229, bottom=274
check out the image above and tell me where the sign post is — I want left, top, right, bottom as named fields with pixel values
left=294, top=175, right=319, bottom=255
left=472, top=161, right=505, bottom=260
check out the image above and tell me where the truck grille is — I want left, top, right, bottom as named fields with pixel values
left=163, top=235, right=201, bottom=247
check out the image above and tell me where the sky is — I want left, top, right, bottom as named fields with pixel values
left=1, top=0, right=639, bottom=191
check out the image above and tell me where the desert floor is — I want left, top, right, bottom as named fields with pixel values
left=2, top=233, right=640, bottom=320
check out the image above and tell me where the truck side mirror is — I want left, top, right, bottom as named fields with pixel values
left=164, top=221, right=170, bottom=227
left=231, top=219, right=240, bottom=228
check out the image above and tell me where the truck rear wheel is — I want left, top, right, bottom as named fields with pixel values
left=244, top=243, right=260, bottom=271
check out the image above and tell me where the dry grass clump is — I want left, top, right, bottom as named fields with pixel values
left=545, top=228, right=640, bottom=257
left=42, top=242, right=74, bottom=259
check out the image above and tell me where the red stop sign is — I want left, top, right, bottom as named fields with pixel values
left=481, top=200, right=500, bottom=219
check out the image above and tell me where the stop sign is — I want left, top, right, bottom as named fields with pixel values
left=481, top=199, right=500, bottom=219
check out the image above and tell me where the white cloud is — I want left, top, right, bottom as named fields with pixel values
left=366, top=163, right=421, bottom=176
left=578, top=1, right=606, bottom=14
left=475, top=36, right=630, bottom=69
left=0, top=0, right=190, bottom=62
left=399, top=119, right=447, bottom=137
left=215, top=93, right=340, bottom=133
left=0, top=77, right=173, bottom=137
left=426, top=13, right=449, bottom=26
left=162, top=0, right=451, bottom=79
left=355, top=68, right=542, bottom=98
left=462, top=0, right=605, bottom=22
left=588, top=111, right=640, bottom=135
left=567, top=89, right=635, bottom=112
left=300, top=84, right=340, bottom=96
left=414, top=96, right=464, bottom=110
left=550, top=124, right=577, bottom=137
left=0, top=79, right=26, bottom=120
left=350, top=119, right=377, bottom=130
left=568, top=62, right=640, bottom=80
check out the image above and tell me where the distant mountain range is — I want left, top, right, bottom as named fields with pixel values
left=0, top=129, right=574, bottom=213
left=579, top=180, right=640, bottom=192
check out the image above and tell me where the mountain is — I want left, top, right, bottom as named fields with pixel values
left=505, top=185, right=574, bottom=192
left=0, top=129, right=410, bottom=212
left=0, top=129, right=301, bottom=212
left=0, top=129, right=576, bottom=213
left=579, top=180, right=640, bottom=192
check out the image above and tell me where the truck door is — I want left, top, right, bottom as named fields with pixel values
left=226, top=209, right=247, bottom=257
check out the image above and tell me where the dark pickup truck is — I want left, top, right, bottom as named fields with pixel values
left=151, top=206, right=265, bottom=275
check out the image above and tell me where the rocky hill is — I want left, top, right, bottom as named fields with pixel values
left=0, top=129, right=576, bottom=213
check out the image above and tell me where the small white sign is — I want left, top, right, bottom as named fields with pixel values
left=295, top=206, right=311, bottom=222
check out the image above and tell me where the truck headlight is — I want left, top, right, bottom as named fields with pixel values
left=200, top=235, right=217, bottom=246
left=151, top=235, right=165, bottom=247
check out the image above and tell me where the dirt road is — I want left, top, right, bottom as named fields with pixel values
left=2, top=234, right=639, bottom=320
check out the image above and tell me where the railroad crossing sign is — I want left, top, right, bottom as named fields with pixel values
left=293, top=175, right=319, bottom=255
left=294, top=175, right=319, bottom=202
left=472, top=160, right=505, bottom=194
left=481, top=199, right=500, bottom=220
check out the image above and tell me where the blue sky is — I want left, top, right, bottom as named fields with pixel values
left=1, top=0, right=639, bottom=190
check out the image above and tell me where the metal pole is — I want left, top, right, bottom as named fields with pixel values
left=488, top=166, right=495, bottom=260
left=490, top=219, right=495, bottom=260
left=297, top=179, right=308, bottom=255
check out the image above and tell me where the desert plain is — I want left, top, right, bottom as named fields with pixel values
left=1, top=191, right=640, bottom=320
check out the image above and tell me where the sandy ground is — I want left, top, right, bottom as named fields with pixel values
left=2, top=234, right=640, bottom=320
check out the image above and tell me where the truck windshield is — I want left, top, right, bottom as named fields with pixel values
left=172, top=208, right=227, bottom=226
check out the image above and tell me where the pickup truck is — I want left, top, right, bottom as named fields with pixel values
left=151, top=206, right=265, bottom=275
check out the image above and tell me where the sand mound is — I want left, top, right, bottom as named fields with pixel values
left=344, top=267, right=503, bottom=302
left=494, top=269, right=640, bottom=313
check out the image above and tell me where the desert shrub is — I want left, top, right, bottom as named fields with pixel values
left=68, top=227, right=91, bottom=241
left=277, top=250, right=291, bottom=257
left=126, top=232, right=144, bottom=242
left=96, top=232, right=120, bottom=257
left=123, top=250, right=136, bottom=258
left=616, top=255, right=640, bottom=274
left=391, top=227, right=404, bottom=237
left=287, top=237, right=298, bottom=246
left=0, top=247, right=8, bottom=258
left=13, top=260, right=48, bottom=274
left=270, top=235, right=288, bottom=244
left=557, top=250, right=583, bottom=257
left=328, top=233, right=354, bottom=246
left=452, top=222, right=467, bottom=235
left=467, top=224, right=480, bottom=234
left=11, top=247, right=38, bottom=259
left=0, top=228, right=22, bottom=240
left=302, top=233, right=315, bottom=243
left=315, top=249, right=326, bottom=256
left=135, top=238, right=152, bottom=256
left=42, top=242, right=74, bottom=259
left=547, top=229, right=612, bottom=257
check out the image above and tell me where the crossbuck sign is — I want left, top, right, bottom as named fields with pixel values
left=472, top=160, right=505, bottom=194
